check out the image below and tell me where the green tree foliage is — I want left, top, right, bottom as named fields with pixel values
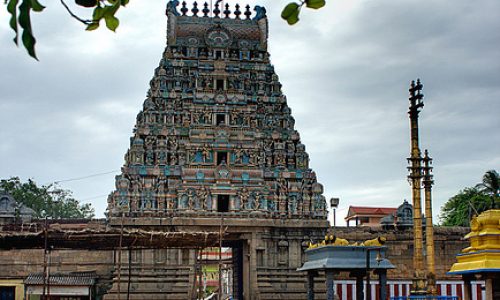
left=439, top=187, right=491, bottom=227
left=475, top=170, right=500, bottom=209
left=0, top=177, right=95, bottom=219
left=281, top=0, right=325, bottom=25
left=4, top=0, right=326, bottom=59
left=5, top=0, right=129, bottom=59
left=440, top=170, right=500, bottom=226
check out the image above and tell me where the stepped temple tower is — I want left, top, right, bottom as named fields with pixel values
left=105, top=1, right=329, bottom=299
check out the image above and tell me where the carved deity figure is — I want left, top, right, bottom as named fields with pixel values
left=145, top=150, right=154, bottom=165
left=169, top=139, right=178, bottom=151
left=170, top=153, right=178, bottom=166
left=202, top=145, right=211, bottom=162
left=157, top=151, right=167, bottom=165
left=178, top=152, right=186, bottom=166
left=256, top=193, right=266, bottom=210
left=192, top=111, right=201, bottom=124
left=203, top=109, right=212, bottom=124
left=200, top=187, right=212, bottom=210
left=268, top=199, right=276, bottom=212
left=247, top=193, right=256, bottom=210
left=179, top=194, right=189, bottom=209
left=187, top=189, right=197, bottom=210
left=265, top=153, right=273, bottom=167
left=288, top=196, right=298, bottom=214
left=239, top=188, right=249, bottom=210
left=234, top=147, right=243, bottom=164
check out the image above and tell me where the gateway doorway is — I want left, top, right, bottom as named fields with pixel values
left=194, top=240, right=244, bottom=300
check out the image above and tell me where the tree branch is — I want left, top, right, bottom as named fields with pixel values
left=60, top=0, right=93, bottom=25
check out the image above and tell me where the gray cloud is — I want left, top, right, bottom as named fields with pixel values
left=1, top=0, right=498, bottom=223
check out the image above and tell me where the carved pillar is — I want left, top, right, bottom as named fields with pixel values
left=377, top=270, right=388, bottom=300
left=407, top=79, right=426, bottom=294
left=423, top=150, right=436, bottom=294
left=229, top=195, right=235, bottom=212
left=307, top=271, right=315, bottom=300
left=485, top=277, right=494, bottom=300
left=211, top=194, right=217, bottom=211
left=354, top=273, right=364, bottom=300
left=326, top=270, right=335, bottom=300
left=463, top=276, right=472, bottom=300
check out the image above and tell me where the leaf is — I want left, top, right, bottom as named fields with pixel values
left=306, top=0, right=326, bottom=9
left=103, top=3, right=120, bottom=17
left=18, top=0, right=38, bottom=59
left=92, top=6, right=105, bottom=20
left=30, top=0, right=45, bottom=12
left=75, top=0, right=98, bottom=8
left=281, top=2, right=301, bottom=25
left=7, top=0, right=19, bottom=45
left=86, top=22, right=100, bottom=31
left=286, top=9, right=300, bottom=25
left=121, top=0, right=129, bottom=5
left=105, top=15, right=119, bottom=31
left=281, top=2, right=300, bottom=20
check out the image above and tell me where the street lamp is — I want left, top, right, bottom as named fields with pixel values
left=330, top=198, right=340, bottom=227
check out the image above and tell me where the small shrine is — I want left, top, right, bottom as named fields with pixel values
left=298, top=235, right=395, bottom=300
left=0, top=190, right=34, bottom=225
left=448, top=209, right=500, bottom=300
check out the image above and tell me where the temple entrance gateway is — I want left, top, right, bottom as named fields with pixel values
left=104, top=1, right=329, bottom=298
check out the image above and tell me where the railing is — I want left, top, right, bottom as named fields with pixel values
left=391, top=297, right=459, bottom=300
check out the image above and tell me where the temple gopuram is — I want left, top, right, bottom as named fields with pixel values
left=104, top=1, right=328, bottom=299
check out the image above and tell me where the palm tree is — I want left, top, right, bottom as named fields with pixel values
left=476, top=170, right=500, bottom=209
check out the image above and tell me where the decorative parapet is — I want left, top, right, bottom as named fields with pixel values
left=166, top=0, right=268, bottom=50
left=167, top=0, right=266, bottom=20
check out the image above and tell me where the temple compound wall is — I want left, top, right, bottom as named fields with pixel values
left=0, top=225, right=469, bottom=299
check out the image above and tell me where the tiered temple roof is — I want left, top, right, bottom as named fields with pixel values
left=106, top=1, right=328, bottom=220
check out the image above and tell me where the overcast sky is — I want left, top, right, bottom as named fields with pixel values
left=1, top=0, right=499, bottom=224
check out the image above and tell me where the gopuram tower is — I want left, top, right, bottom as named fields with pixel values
left=106, top=1, right=329, bottom=299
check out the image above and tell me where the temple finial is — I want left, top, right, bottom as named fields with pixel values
left=180, top=1, right=188, bottom=15
left=213, top=0, right=221, bottom=17
left=409, top=78, right=424, bottom=113
left=191, top=1, right=199, bottom=16
left=244, top=4, right=251, bottom=19
left=202, top=2, right=209, bottom=17
left=223, top=3, right=231, bottom=18
left=234, top=4, right=241, bottom=19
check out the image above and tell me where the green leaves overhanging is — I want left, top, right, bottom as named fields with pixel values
left=5, top=0, right=129, bottom=59
left=7, top=0, right=45, bottom=59
left=5, top=0, right=325, bottom=60
left=281, top=0, right=326, bottom=25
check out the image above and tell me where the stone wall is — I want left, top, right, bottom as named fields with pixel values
left=332, top=226, right=469, bottom=279
left=0, top=225, right=470, bottom=299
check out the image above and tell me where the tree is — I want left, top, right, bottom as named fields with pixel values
left=475, top=169, right=499, bottom=209
left=440, top=170, right=500, bottom=226
left=4, top=0, right=325, bottom=60
left=0, top=177, right=95, bottom=219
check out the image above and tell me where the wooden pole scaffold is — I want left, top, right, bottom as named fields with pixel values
left=117, top=213, right=124, bottom=299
